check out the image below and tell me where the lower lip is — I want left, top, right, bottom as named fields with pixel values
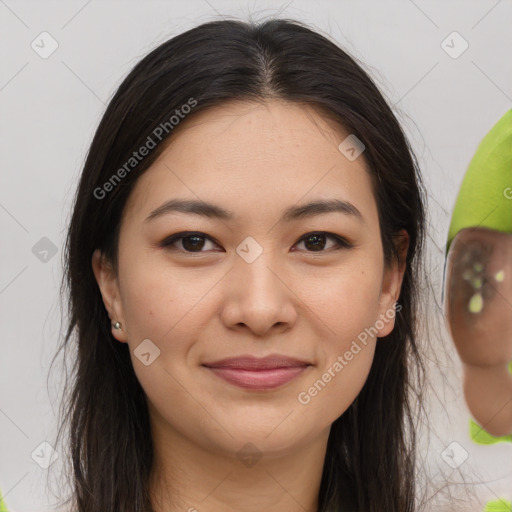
left=204, top=366, right=309, bottom=390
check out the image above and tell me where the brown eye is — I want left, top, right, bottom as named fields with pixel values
left=160, top=231, right=353, bottom=255
left=293, top=232, right=353, bottom=252
left=160, top=232, right=221, bottom=253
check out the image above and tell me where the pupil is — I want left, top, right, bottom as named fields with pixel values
left=183, top=235, right=204, bottom=251
left=305, top=234, right=325, bottom=251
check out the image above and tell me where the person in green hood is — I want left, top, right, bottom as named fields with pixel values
left=444, top=109, right=512, bottom=511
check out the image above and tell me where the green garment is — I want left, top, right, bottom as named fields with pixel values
left=446, top=110, right=512, bottom=442
left=446, top=111, right=512, bottom=511
left=0, top=488, right=9, bottom=512
left=484, top=498, right=512, bottom=512
left=446, top=109, right=512, bottom=253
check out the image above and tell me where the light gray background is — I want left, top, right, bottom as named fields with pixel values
left=1, top=0, right=511, bottom=510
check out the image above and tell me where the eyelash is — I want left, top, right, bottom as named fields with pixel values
left=159, top=231, right=354, bottom=254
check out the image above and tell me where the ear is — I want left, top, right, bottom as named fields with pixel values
left=91, top=248, right=127, bottom=343
left=376, top=229, right=409, bottom=337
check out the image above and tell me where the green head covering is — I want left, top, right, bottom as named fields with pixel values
left=446, top=109, right=512, bottom=254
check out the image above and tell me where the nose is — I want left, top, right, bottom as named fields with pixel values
left=219, top=250, right=299, bottom=337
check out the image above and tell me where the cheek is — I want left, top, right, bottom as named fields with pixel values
left=314, top=259, right=383, bottom=341
left=298, top=257, right=382, bottom=414
left=117, top=257, right=219, bottom=395
left=294, top=328, right=377, bottom=431
left=118, top=264, right=203, bottom=424
left=319, top=271, right=379, bottom=391
left=118, top=254, right=211, bottom=340
left=295, top=272, right=381, bottom=427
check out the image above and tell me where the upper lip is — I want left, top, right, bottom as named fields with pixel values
left=202, top=354, right=311, bottom=370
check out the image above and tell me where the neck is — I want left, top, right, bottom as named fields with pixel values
left=148, top=410, right=329, bottom=512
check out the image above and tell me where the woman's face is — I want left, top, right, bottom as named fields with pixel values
left=93, top=99, right=407, bottom=459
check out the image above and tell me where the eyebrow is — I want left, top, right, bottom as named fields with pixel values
left=144, top=198, right=364, bottom=224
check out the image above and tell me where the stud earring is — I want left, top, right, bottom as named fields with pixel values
left=113, top=321, right=122, bottom=330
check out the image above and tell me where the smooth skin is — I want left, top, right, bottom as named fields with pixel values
left=92, top=100, right=408, bottom=512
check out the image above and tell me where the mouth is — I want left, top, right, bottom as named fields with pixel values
left=202, top=355, right=312, bottom=390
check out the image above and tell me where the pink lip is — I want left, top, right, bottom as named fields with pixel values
left=202, top=355, right=311, bottom=390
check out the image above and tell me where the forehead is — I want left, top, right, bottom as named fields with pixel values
left=123, top=99, right=378, bottom=228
